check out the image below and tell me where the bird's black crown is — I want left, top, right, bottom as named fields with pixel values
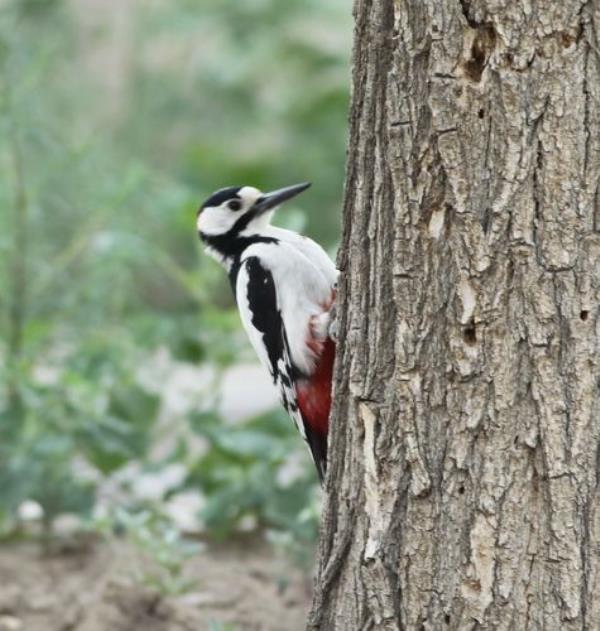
left=200, top=186, right=242, bottom=210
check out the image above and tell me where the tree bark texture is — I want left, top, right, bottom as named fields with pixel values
left=310, top=0, right=600, bottom=629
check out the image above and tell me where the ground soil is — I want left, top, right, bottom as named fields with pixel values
left=0, top=537, right=311, bottom=631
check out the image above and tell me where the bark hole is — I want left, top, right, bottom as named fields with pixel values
left=459, top=0, right=477, bottom=29
left=458, top=485, right=466, bottom=495
left=478, top=108, right=485, bottom=119
left=559, top=32, right=575, bottom=48
left=480, top=207, right=491, bottom=234
left=463, top=321, right=477, bottom=345
left=463, top=25, right=496, bottom=83
left=580, top=310, right=589, bottom=321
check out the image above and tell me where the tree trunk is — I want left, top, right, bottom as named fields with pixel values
left=309, top=0, right=600, bottom=629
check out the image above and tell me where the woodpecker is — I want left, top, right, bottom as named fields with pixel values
left=196, top=183, right=337, bottom=481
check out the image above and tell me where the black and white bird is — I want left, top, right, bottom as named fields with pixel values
left=196, top=183, right=337, bottom=481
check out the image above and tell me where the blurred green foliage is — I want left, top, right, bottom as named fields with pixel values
left=115, top=508, right=201, bottom=595
left=0, top=0, right=349, bottom=547
left=189, top=409, right=320, bottom=544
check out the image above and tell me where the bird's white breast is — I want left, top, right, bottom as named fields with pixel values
left=241, top=230, right=336, bottom=375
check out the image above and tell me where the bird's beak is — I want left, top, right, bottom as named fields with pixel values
left=253, top=182, right=311, bottom=215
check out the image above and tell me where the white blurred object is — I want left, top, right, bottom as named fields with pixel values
left=31, top=364, right=61, bottom=386
left=53, top=514, right=83, bottom=535
left=131, top=463, right=187, bottom=501
left=276, top=451, right=306, bottom=488
left=17, top=500, right=43, bottom=522
left=164, top=491, right=206, bottom=532
left=237, top=514, right=258, bottom=533
left=0, top=616, right=23, bottom=631
left=218, top=363, right=278, bottom=424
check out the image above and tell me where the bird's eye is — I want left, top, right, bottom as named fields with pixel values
left=227, top=200, right=242, bottom=211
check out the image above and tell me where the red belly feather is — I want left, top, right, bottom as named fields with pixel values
left=296, top=336, right=335, bottom=435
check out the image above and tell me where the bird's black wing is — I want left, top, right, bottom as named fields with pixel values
left=236, top=256, right=326, bottom=479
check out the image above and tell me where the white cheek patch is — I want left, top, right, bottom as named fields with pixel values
left=198, top=206, right=236, bottom=235
left=198, top=187, right=264, bottom=237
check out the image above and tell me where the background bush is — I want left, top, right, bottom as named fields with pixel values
left=0, top=0, right=349, bottom=550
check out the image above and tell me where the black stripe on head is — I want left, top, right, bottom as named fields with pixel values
left=229, top=205, right=261, bottom=233
left=201, top=186, right=242, bottom=209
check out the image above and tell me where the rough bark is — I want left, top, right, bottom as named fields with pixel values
left=309, top=0, right=600, bottom=629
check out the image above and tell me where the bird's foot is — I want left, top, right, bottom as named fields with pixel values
left=310, top=298, right=338, bottom=344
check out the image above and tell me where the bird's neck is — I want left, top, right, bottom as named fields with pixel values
left=202, top=230, right=279, bottom=269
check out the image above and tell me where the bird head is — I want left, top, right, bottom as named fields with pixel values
left=197, top=182, right=311, bottom=242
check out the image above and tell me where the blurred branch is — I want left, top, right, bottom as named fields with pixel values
left=29, top=214, right=108, bottom=300
left=1, top=66, right=28, bottom=416
left=31, top=227, right=207, bottom=307
left=152, top=249, right=208, bottom=306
